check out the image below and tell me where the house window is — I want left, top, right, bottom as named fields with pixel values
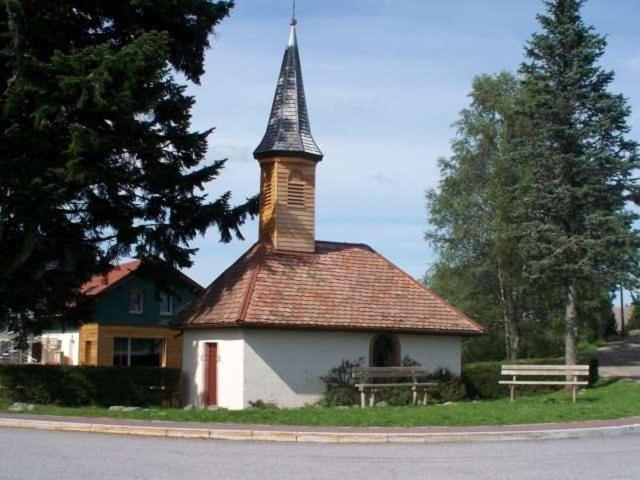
left=370, top=334, right=401, bottom=367
left=287, top=171, right=305, bottom=208
left=113, top=337, right=164, bottom=367
left=128, top=289, right=143, bottom=314
left=113, top=338, right=129, bottom=366
left=159, top=292, right=173, bottom=315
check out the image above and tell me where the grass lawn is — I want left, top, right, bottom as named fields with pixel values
left=1, top=379, right=639, bottom=428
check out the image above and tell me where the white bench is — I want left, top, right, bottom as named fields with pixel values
left=352, top=367, right=438, bottom=408
left=499, top=364, right=590, bottom=403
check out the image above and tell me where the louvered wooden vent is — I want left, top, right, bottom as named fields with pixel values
left=288, top=172, right=305, bottom=208
left=262, top=173, right=272, bottom=210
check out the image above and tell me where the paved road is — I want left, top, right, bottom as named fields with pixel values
left=598, top=334, right=640, bottom=379
left=1, top=428, right=639, bottom=480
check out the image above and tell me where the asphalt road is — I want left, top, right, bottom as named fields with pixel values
left=0, top=428, right=639, bottom=480
left=598, top=334, right=640, bottom=379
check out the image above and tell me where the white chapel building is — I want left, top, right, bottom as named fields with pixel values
left=178, top=18, right=483, bottom=409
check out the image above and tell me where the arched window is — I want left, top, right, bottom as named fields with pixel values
left=287, top=171, right=305, bottom=208
left=370, top=334, right=401, bottom=367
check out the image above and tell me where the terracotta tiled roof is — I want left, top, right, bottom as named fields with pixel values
left=80, top=260, right=142, bottom=296
left=180, top=242, right=483, bottom=335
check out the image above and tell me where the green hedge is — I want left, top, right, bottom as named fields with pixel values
left=0, top=365, right=181, bottom=407
left=462, top=355, right=599, bottom=400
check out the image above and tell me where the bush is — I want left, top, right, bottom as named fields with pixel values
left=462, top=354, right=599, bottom=400
left=319, top=358, right=364, bottom=406
left=320, top=359, right=466, bottom=406
left=0, top=365, right=180, bottom=407
left=248, top=399, right=278, bottom=409
left=428, top=366, right=467, bottom=403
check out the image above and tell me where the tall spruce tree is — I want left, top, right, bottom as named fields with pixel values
left=518, top=0, right=639, bottom=365
left=0, top=1, right=258, bottom=335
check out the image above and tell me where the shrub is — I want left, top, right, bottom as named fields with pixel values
left=320, top=358, right=466, bottom=406
left=428, top=366, right=467, bottom=403
left=462, top=354, right=599, bottom=400
left=248, top=399, right=279, bottom=409
left=319, top=358, right=364, bottom=406
left=0, top=365, right=180, bottom=407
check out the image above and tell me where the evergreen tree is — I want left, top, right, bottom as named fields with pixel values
left=0, top=1, right=258, bottom=335
left=518, top=0, right=639, bottom=365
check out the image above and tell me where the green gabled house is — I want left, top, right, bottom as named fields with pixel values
left=38, top=260, right=201, bottom=368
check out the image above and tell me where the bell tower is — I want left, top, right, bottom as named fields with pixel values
left=254, top=17, right=323, bottom=253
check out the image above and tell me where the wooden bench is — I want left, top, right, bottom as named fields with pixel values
left=352, top=367, right=438, bottom=408
left=499, top=364, right=590, bottom=403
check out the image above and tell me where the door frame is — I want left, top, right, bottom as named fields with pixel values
left=205, top=343, right=218, bottom=406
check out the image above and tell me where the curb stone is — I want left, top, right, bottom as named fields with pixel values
left=0, top=417, right=639, bottom=444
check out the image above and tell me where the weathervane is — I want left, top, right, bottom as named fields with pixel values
left=291, top=0, right=297, bottom=26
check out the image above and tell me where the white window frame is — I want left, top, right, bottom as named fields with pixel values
left=159, top=292, right=173, bottom=316
left=128, top=289, right=144, bottom=314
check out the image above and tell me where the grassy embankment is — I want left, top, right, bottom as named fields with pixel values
left=1, top=379, right=638, bottom=428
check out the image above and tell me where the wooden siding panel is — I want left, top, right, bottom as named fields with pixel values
left=259, top=162, right=277, bottom=243
left=79, top=324, right=99, bottom=366
left=273, top=158, right=316, bottom=252
left=89, top=325, right=182, bottom=368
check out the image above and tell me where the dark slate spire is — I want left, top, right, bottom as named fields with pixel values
left=254, top=19, right=323, bottom=162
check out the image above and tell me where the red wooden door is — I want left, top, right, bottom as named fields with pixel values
left=206, top=343, right=218, bottom=406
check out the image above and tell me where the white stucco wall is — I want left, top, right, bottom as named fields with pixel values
left=243, top=329, right=461, bottom=408
left=397, top=334, right=461, bottom=375
left=181, top=328, right=461, bottom=409
left=40, top=332, right=79, bottom=365
left=181, top=329, right=245, bottom=409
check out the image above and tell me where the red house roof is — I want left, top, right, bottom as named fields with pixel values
left=79, top=259, right=201, bottom=297
left=80, top=260, right=142, bottom=296
left=180, top=241, right=483, bottom=335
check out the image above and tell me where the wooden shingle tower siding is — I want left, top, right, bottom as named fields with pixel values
left=255, top=18, right=322, bottom=254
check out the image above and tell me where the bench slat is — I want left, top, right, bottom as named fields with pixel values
left=501, top=365, right=589, bottom=371
left=501, top=369, right=588, bottom=376
left=355, top=383, right=438, bottom=388
left=353, top=368, right=426, bottom=374
left=353, top=372, right=429, bottom=379
left=499, top=380, right=589, bottom=386
left=352, top=368, right=427, bottom=377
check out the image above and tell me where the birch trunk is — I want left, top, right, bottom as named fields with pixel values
left=565, top=281, right=578, bottom=387
left=497, top=261, right=520, bottom=360
left=504, top=309, right=520, bottom=361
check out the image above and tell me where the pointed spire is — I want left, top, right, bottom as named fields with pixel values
left=254, top=18, right=323, bottom=162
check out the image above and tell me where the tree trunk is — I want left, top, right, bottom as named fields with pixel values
left=565, top=281, right=578, bottom=367
left=504, top=309, right=520, bottom=361
left=497, top=263, right=520, bottom=360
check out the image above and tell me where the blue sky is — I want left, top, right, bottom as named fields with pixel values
left=181, top=0, right=640, bottom=287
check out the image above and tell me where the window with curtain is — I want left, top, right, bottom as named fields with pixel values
left=159, top=292, right=173, bottom=315
left=128, top=290, right=143, bottom=314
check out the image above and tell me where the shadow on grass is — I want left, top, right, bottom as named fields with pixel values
left=591, top=378, right=622, bottom=389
